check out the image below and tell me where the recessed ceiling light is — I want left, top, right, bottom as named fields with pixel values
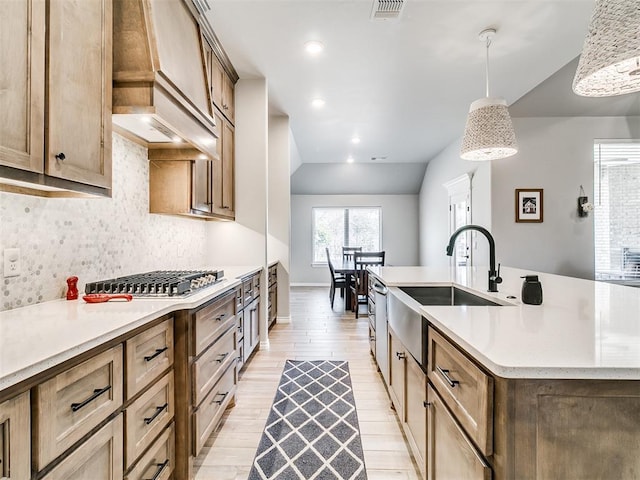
left=311, top=98, right=325, bottom=108
left=351, top=136, right=361, bottom=144
left=305, top=40, right=324, bottom=55
left=347, top=156, right=355, bottom=163
left=201, top=137, right=214, bottom=146
left=172, top=135, right=182, bottom=143
left=198, top=153, right=208, bottom=160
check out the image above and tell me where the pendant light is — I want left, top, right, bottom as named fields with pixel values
left=460, top=28, right=518, bottom=161
left=573, top=0, right=640, bottom=97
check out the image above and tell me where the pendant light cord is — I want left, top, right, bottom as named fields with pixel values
left=485, top=35, right=491, bottom=98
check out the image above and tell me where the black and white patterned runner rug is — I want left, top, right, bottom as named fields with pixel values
left=248, top=360, right=368, bottom=480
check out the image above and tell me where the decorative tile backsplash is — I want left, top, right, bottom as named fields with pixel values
left=0, top=134, right=209, bottom=311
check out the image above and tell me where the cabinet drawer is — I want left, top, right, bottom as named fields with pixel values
left=34, top=345, right=123, bottom=469
left=192, top=327, right=236, bottom=406
left=242, top=277, right=255, bottom=306
left=0, top=391, right=30, bottom=480
left=40, top=414, right=123, bottom=480
left=427, top=327, right=493, bottom=455
left=235, top=285, right=243, bottom=311
left=125, top=372, right=175, bottom=468
left=193, top=363, right=236, bottom=456
left=193, top=291, right=236, bottom=356
left=125, top=423, right=174, bottom=480
left=427, top=384, right=491, bottom=480
left=126, top=318, right=174, bottom=399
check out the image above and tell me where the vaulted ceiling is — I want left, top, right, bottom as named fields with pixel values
left=205, top=0, right=617, bottom=193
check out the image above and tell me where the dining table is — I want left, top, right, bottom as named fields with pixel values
left=333, top=260, right=356, bottom=310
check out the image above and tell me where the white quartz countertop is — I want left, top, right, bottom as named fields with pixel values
left=0, top=266, right=261, bottom=391
left=370, top=266, right=640, bottom=380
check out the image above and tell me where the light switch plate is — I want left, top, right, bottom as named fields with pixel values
left=3, top=248, right=21, bottom=277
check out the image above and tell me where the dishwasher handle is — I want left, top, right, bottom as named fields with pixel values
left=373, top=283, right=388, bottom=295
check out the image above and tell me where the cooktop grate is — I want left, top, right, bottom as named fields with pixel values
left=84, top=270, right=224, bottom=297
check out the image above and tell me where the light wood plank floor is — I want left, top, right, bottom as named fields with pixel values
left=194, top=286, right=420, bottom=480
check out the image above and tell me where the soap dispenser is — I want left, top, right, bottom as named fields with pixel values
left=521, top=275, right=543, bottom=305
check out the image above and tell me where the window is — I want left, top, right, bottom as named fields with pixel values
left=593, top=141, right=640, bottom=284
left=312, top=207, right=382, bottom=264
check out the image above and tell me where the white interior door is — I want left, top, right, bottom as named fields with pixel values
left=444, top=174, right=472, bottom=267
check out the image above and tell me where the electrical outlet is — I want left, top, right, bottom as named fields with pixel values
left=3, top=248, right=21, bottom=277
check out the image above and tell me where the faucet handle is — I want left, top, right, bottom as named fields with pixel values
left=494, top=263, right=503, bottom=284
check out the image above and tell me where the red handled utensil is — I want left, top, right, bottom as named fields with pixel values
left=82, top=294, right=133, bottom=303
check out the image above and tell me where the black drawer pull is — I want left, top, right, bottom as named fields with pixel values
left=71, top=385, right=111, bottom=412
left=215, top=313, right=227, bottom=322
left=144, top=346, right=168, bottom=362
left=144, top=403, right=169, bottom=425
left=215, top=352, right=229, bottom=363
left=436, top=365, right=460, bottom=388
left=396, top=351, right=406, bottom=360
left=212, top=391, right=229, bottom=405
left=144, top=459, right=169, bottom=480
left=423, top=401, right=431, bottom=408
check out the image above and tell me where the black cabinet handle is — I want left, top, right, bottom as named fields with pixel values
left=71, top=385, right=111, bottom=412
left=215, top=313, right=227, bottom=322
left=144, top=403, right=169, bottom=425
left=423, top=401, right=431, bottom=408
left=144, top=346, right=168, bottom=362
left=211, top=391, right=229, bottom=405
left=436, top=365, right=460, bottom=388
left=396, top=351, right=406, bottom=360
left=215, top=352, right=229, bottom=363
left=144, top=459, right=169, bottom=480
left=55, top=152, right=66, bottom=161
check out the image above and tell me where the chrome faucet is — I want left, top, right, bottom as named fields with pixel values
left=446, top=224, right=502, bottom=292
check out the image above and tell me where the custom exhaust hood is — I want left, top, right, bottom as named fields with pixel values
left=112, top=0, right=218, bottom=158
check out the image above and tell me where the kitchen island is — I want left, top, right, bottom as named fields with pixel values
left=368, top=265, right=640, bottom=480
left=0, top=265, right=262, bottom=480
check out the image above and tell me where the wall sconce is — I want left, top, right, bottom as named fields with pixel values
left=578, top=185, right=594, bottom=217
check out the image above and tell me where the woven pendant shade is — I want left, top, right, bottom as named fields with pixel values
left=573, top=0, right=640, bottom=97
left=460, top=98, right=518, bottom=161
left=460, top=28, right=518, bottom=161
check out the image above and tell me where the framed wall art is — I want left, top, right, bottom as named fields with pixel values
left=515, top=188, right=543, bottom=223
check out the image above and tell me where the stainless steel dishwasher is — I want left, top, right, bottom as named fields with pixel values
left=373, top=281, right=389, bottom=384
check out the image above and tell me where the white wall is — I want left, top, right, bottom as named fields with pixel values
left=291, top=194, right=420, bottom=284
left=418, top=139, right=492, bottom=268
left=268, top=115, right=291, bottom=320
left=207, top=79, right=268, bottom=268
left=492, top=116, right=640, bottom=279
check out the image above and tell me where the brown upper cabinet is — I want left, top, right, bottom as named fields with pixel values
left=0, top=0, right=112, bottom=197
left=202, top=35, right=236, bottom=125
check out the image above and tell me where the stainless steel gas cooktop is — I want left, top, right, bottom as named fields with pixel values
left=84, top=270, right=225, bottom=297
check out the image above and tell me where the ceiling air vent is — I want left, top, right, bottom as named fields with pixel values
left=370, top=0, right=405, bottom=21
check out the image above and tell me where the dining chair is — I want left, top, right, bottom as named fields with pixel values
left=351, top=251, right=385, bottom=318
left=342, top=246, right=362, bottom=262
left=326, top=248, right=347, bottom=309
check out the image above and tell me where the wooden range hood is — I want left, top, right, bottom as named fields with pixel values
left=112, top=0, right=217, bottom=158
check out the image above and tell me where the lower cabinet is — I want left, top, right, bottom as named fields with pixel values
left=268, top=264, right=277, bottom=329
left=388, top=327, right=428, bottom=480
left=41, top=415, right=124, bottom=480
left=0, top=391, right=30, bottom=480
left=244, top=297, right=260, bottom=360
left=427, top=384, right=491, bottom=480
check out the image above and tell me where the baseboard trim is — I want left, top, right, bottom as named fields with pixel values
left=291, top=282, right=329, bottom=287
left=260, top=339, right=270, bottom=349
left=276, top=315, right=291, bottom=324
